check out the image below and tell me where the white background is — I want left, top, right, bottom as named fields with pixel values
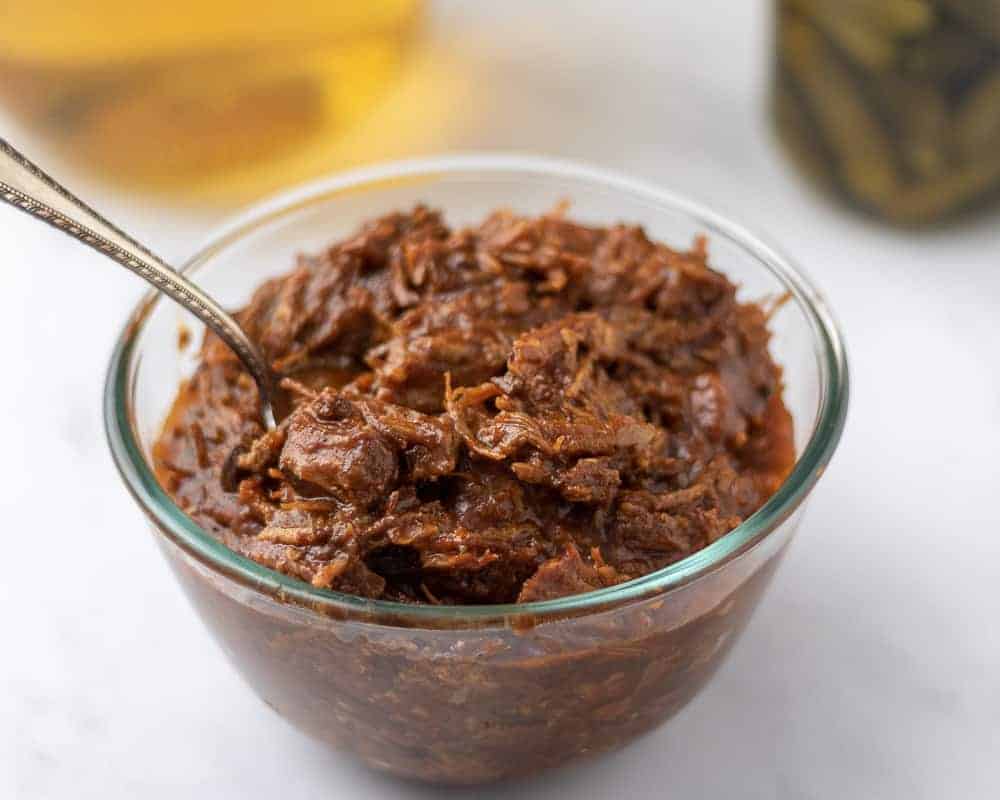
left=3, top=2, right=998, bottom=798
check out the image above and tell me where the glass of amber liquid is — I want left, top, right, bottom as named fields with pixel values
left=0, top=1, right=423, bottom=196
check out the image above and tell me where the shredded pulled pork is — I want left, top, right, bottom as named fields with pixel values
left=154, top=206, right=795, bottom=604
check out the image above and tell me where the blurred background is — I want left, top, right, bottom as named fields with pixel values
left=2, top=2, right=998, bottom=798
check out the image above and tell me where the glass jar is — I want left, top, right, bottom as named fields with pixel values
left=104, top=156, right=849, bottom=784
left=774, top=0, right=1000, bottom=224
left=0, top=2, right=423, bottom=196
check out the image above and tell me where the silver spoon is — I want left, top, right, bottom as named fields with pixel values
left=0, top=137, right=278, bottom=429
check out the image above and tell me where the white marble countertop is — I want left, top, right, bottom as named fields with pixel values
left=4, top=2, right=998, bottom=798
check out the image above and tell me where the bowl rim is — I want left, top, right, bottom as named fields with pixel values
left=104, top=153, right=849, bottom=624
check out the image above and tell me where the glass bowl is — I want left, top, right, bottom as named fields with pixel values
left=104, top=155, right=848, bottom=784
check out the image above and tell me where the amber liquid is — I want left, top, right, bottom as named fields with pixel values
left=0, top=1, right=423, bottom=196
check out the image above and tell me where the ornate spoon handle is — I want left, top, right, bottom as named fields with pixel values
left=0, top=137, right=276, bottom=428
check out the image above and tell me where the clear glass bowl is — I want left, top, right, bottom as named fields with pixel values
left=104, top=155, right=849, bottom=784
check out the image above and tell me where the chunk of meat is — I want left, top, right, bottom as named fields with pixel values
left=517, top=545, right=625, bottom=603
left=280, top=410, right=398, bottom=506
